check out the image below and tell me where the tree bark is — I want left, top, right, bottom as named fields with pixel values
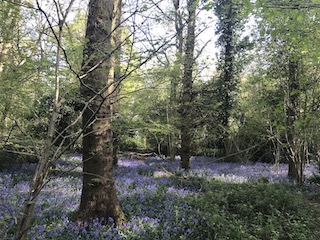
left=180, top=0, right=197, bottom=170
left=286, top=57, right=304, bottom=184
left=168, top=0, right=184, bottom=161
left=110, top=0, right=122, bottom=166
left=77, top=0, right=125, bottom=225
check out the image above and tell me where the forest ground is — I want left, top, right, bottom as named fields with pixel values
left=1, top=155, right=320, bottom=239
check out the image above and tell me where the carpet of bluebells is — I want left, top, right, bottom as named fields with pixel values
left=1, top=155, right=320, bottom=239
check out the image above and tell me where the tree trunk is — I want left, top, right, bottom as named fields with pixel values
left=77, top=0, right=125, bottom=225
left=286, top=57, right=304, bottom=184
left=215, top=0, right=236, bottom=157
left=167, top=0, right=183, bottom=161
left=180, top=0, right=197, bottom=170
left=287, top=143, right=305, bottom=185
left=14, top=1, right=70, bottom=237
left=110, top=0, right=122, bottom=166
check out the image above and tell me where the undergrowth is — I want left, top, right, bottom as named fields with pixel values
left=1, top=159, right=320, bottom=239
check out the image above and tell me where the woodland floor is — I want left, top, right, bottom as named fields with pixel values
left=1, top=155, right=320, bottom=239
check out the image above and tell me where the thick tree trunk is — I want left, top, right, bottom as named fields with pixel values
left=180, top=0, right=197, bottom=170
left=77, top=0, right=125, bottom=225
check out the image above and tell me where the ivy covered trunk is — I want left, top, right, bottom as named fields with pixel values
left=77, top=0, right=125, bottom=225
left=214, top=0, right=238, bottom=157
left=180, top=0, right=197, bottom=170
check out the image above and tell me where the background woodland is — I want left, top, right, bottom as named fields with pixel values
left=1, top=0, right=320, bottom=239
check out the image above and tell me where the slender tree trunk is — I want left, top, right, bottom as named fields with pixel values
left=180, top=0, right=197, bottom=170
left=110, top=0, right=122, bottom=166
left=14, top=1, right=67, bottom=237
left=168, top=68, right=178, bottom=161
left=168, top=0, right=184, bottom=161
left=77, top=0, right=125, bottom=225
